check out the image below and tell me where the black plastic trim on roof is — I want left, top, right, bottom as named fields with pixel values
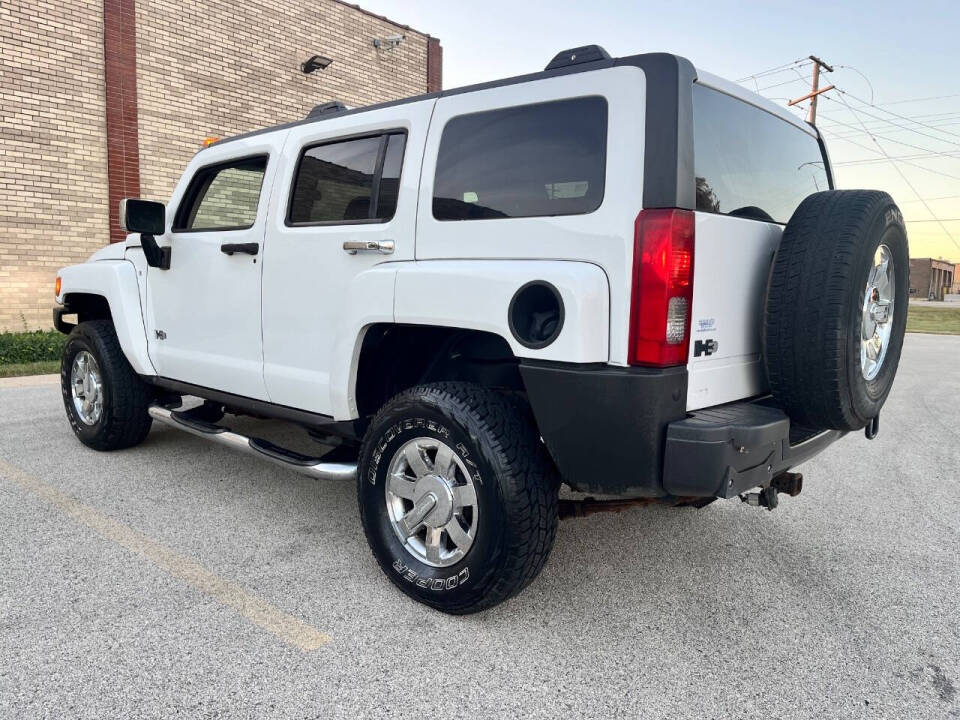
left=205, top=50, right=697, bottom=211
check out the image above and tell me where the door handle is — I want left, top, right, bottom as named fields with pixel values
left=342, top=240, right=394, bottom=255
left=220, top=242, right=259, bottom=256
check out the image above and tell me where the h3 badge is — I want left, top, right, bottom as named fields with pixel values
left=694, top=339, right=718, bottom=357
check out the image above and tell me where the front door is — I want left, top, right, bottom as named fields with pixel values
left=146, top=138, right=283, bottom=400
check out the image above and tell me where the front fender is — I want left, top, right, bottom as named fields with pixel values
left=56, top=260, right=155, bottom=375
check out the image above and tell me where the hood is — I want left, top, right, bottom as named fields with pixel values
left=88, top=242, right=127, bottom=262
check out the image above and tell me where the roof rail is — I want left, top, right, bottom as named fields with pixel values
left=544, top=45, right=611, bottom=71
left=306, top=101, right=348, bottom=119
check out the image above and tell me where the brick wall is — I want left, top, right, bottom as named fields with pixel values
left=135, top=0, right=431, bottom=205
left=0, top=0, right=110, bottom=331
left=0, top=0, right=434, bottom=331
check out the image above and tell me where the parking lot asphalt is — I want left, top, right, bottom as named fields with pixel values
left=1, top=333, right=958, bottom=719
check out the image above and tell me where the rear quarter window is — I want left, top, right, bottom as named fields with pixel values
left=433, top=96, right=608, bottom=221
left=693, top=84, right=829, bottom=224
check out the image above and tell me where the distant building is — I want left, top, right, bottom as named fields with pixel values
left=953, top=263, right=960, bottom=295
left=0, top=0, right=440, bottom=330
left=909, top=258, right=956, bottom=300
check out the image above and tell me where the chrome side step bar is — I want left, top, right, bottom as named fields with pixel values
left=148, top=405, right=357, bottom=481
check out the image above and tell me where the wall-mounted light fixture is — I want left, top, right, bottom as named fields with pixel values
left=373, top=34, right=404, bottom=49
left=301, top=55, right=333, bottom=74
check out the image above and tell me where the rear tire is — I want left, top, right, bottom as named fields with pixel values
left=357, top=382, right=559, bottom=614
left=764, top=190, right=909, bottom=431
left=61, top=320, right=153, bottom=451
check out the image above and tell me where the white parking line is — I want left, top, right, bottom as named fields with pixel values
left=0, top=374, right=60, bottom=388
left=0, top=458, right=331, bottom=651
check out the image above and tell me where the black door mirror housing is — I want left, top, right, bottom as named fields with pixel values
left=120, top=198, right=165, bottom=235
left=119, top=198, right=171, bottom=270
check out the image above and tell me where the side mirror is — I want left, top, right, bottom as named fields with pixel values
left=120, top=198, right=165, bottom=235
left=119, top=198, right=170, bottom=270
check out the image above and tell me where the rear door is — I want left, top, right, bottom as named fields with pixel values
left=260, top=100, right=433, bottom=416
left=687, top=82, right=830, bottom=410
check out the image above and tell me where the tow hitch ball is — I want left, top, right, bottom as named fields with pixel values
left=739, top=471, right=803, bottom=511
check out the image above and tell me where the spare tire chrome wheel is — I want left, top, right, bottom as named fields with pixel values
left=764, top=190, right=909, bottom=431
left=861, top=245, right=895, bottom=381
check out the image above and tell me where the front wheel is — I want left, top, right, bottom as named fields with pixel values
left=357, top=383, right=559, bottom=614
left=61, top=320, right=154, bottom=451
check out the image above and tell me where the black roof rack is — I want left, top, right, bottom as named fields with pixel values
left=306, top=101, right=348, bottom=119
left=544, top=45, right=611, bottom=71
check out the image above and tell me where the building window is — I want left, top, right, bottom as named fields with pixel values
left=432, top=96, right=608, bottom=221
left=288, top=133, right=407, bottom=225
left=173, top=157, right=268, bottom=232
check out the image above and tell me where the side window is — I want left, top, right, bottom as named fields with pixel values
left=288, top=132, right=407, bottom=225
left=173, top=156, right=267, bottom=232
left=432, top=96, right=608, bottom=221
left=693, top=84, right=830, bottom=223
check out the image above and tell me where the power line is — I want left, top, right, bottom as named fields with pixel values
left=831, top=89, right=960, bottom=253
left=819, top=103, right=960, bottom=160
left=820, top=121, right=960, bottom=180
left=875, top=93, right=960, bottom=107
left=900, top=194, right=960, bottom=203
left=755, top=76, right=810, bottom=92
left=832, top=151, right=960, bottom=166
left=735, top=58, right=808, bottom=83
left=838, top=87, right=960, bottom=143
left=823, top=120, right=960, bottom=142
left=820, top=111, right=960, bottom=137
left=834, top=65, right=875, bottom=104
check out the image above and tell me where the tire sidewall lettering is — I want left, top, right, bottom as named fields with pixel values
left=364, top=412, right=493, bottom=594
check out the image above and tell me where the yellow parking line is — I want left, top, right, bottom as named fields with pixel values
left=0, top=458, right=331, bottom=651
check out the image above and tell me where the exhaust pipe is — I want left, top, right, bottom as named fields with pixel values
left=148, top=405, right=357, bottom=482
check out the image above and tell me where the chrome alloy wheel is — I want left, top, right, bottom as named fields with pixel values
left=385, top=437, right=479, bottom=567
left=861, top=244, right=895, bottom=381
left=71, top=350, right=104, bottom=425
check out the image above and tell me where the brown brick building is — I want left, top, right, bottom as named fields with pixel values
left=0, top=0, right=440, bottom=330
left=909, top=257, right=956, bottom=300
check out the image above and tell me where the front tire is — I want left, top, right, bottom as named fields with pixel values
left=357, top=383, right=559, bottom=614
left=61, top=320, right=153, bottom=451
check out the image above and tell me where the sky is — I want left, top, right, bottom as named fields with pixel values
left=359, top=0, right=960, bottom=261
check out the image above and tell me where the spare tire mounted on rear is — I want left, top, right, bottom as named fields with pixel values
left=764, top=190, right=909, bottom=432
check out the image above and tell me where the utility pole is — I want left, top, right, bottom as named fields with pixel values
left=788, top=55, right=835, bottom=125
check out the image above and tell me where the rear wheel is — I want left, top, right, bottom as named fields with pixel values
left=357, top=382, right=559, bottom=614
left=61, top=320, right=153, bottom=450
left=764, top=190, right=909, bottom=431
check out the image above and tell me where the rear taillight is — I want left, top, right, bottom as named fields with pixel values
left=628, top=209, right=695, bottom=366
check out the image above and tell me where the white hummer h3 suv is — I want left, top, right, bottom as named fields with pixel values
left=54, top=46, right=908, bottom=614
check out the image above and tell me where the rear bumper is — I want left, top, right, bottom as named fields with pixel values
left=662, top=403, right=844, bottom=498
left=520, top=361, right=842, bottom=498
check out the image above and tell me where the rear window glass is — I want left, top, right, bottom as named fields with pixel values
left=288, top=134, right=407, bottom=225
left=693, top=84, right=829, bottom=224
left=433, top=96, right=607, bottom=221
